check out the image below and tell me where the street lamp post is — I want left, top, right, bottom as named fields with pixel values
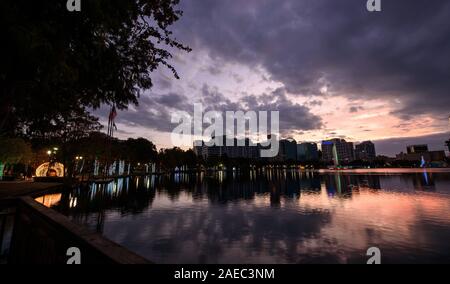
left=74, top=156, right=84, bottom=177
left=46, top=147, right=59, bottom=177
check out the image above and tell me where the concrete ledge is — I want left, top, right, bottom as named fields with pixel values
left=0, top=182, right=63, bottom=199
left=8, top=196, right=151, bottom=264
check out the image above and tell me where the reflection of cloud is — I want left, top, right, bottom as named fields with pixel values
left=63, top=172, right=450, bottom=264
left=299, top=187, right=450, bottom=263
left=101, top=193, right=331, bottom=264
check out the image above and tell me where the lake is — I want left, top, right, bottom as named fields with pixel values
left=38, top=169, right=450, bottom=264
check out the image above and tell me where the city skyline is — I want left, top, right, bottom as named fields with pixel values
left=192, top=134, right=447, bottom=164
left=92, top=0, right=450, bottom=156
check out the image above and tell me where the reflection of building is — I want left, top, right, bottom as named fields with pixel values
left=412, top=172, right=435, bottom=191
left=322, top=139, right=354, bottom=163
left=322, top=174, right=383, bottom=196
left=355, top=141, right=376, bottom=161
left=407, top=144, right=429, bottom=154
left=396, top=143, right=446, bottom=163
left=323, top=174, right=354, bottom=197
left=297, top=142, right=319, bottom=162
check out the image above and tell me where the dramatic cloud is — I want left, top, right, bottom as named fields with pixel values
left=174, top=0, right=450, bottom=119
left=94, top=0, right=450, bottom=151
left=349, top=106, right=364, bottom=113
left=99, top=85, right=322, bottom=137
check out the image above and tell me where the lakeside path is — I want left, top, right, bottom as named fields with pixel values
left=0, top=181, right=62, bottom=199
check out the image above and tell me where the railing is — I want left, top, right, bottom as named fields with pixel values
left=1, top=197, right=151, bottom=264
left=0, top=200, right=16, bottom=264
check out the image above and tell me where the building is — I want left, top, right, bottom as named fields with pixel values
left=397, top=143, right=446, bottom=163
left=407, top=144, right=429, bottom=154
left=321, top=139, right=354, bottom=164
left=297, top=142, right=319, bottom=162
left=396, top=151, right=446, bottom=162
left=278, top=139, right=297, bottom=162
left=446, top=139, right=450, bottom=152
left=355, top=141, right=376, bottom=161
left=193, top=136, right=259, bottom=160
left=193, top=140, right=204, bottom=157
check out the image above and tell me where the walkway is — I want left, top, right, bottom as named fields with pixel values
left=0, top=181, right=62, bottom=199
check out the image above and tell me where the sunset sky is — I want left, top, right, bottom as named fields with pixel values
left=96, top=0, right=450, bottom=156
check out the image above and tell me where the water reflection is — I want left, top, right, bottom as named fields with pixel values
left=40, top=169, right=450, bottom=264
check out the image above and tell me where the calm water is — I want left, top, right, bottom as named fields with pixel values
left=39, top=169, right=450, bottom=264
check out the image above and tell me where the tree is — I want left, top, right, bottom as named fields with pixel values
left=0, top=0, right=190, bottom=136
left=123, top=138, right=158, bottom=163
left=0, top=137, right=33, bottom=165
left=158, top=147, right=197, bottom=170
left=0, top=137, right=33, bottom=179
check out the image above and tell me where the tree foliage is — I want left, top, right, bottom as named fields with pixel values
left=0, top=137, right=33, bottom=164
left=123, top=138, right=158, bottom=163
left=0, top=0, right=190, bottom=137
left=158, top=147, right=198, bottom=170
left=72, top=132, right=158, bottom=164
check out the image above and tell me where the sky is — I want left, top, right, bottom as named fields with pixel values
left=96, top=0, right=450, bottom=156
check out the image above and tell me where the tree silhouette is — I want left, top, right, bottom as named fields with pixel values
left=0, top=0, right=190, bottom=137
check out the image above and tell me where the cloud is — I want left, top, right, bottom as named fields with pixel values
left=173, top=0, right=450, bottom=120
left=202, top=65, right=223, bottom=76
left=96, top=85, right=322, bottom=136
left=349, top=106, right=364, bottom=113
left=308, top=100, right=323, bottom=107
left=200, top=85, right=323, bottom=135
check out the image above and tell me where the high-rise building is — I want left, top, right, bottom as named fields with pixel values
left=446, top=139, right=450, bottom=152
left=396, top=151, right=446, bottom=162
left=278, top=139, right=297, bottom=162
left=355, top=141, right=376, bottom=161
left=193, top=140, right=204, bottom=157
left=297, top=142, right=319, bottom=162
left=321, top=139, right=354, bottom=164
left=407, top=144, right=429, bottom=154
left=193, top=136, right=259, bottom=160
